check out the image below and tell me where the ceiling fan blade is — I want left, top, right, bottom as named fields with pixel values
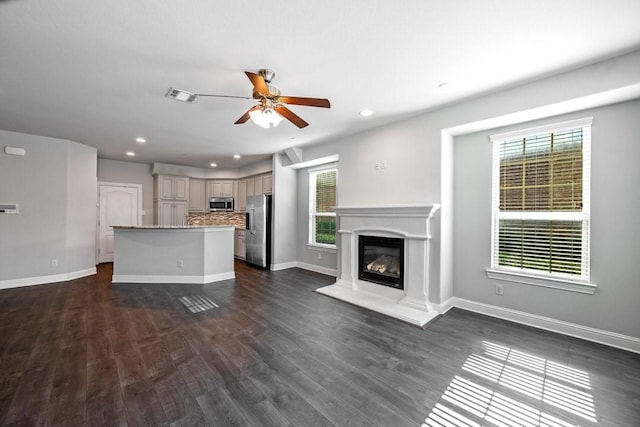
left=275, top=105, right=309, bottom=128
left=279, top=96, right=331, bottom=108
left=245, top=71, right=269, bottom=96
left=234, top=105, right=260, bottom=124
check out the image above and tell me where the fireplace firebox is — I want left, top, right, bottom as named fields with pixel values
left=358, top=235, right=404, bottom=289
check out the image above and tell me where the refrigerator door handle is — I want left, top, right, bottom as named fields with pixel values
left=247, top=209, right=256, bottom=234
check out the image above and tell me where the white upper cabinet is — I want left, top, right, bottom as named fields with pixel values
left=155, top=175, right=189, bottom=201
left=189, top=179, right=206, bottom=211
left=207, top=180, right=234, bottom=199
left=262, top=174, right=272, bottom=193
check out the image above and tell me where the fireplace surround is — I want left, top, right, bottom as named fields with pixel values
left=316, top=204, right=440, bottom=326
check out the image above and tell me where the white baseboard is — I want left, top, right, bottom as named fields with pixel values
left=0, top=267, right=97, bottom=290
left=271, top=261, right=298, bottom=271
left=112, top=271, right=235, bottom=284
left=295, top=262, right=337, bottom=277
left=449, top=297, right=640, bottom=354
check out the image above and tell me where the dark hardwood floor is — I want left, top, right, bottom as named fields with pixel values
left=1, top=261, right=639, bottom=426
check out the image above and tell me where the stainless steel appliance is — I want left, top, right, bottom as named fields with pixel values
left=209, top=197, right=234, bottom=212
left=245, top=194, right=272, bottom=268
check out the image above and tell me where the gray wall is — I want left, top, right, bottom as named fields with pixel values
left=289, top=49, right=640, bottom=340
left=271, top=153, right=298, bottom=269
left=454, top=100, right=640, bottom=338
left=0, top=130, right=97, bottom=284
left=97, top=158, right=154, bottom=225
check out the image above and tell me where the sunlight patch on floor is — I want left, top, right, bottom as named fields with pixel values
left=422, top=341, right=596, bottom=427
left=178, top=295, right=219, bottom=313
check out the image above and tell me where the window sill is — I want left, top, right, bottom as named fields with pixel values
left=485, top=268, right=597, bottom=294
left=306, top=243, right=337, bottom=253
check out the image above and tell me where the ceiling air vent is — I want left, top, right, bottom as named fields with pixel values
left=165, top=87, right=197, bottom=103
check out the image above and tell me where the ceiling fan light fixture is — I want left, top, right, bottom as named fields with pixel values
left=249, top=106, right=283, bottom=128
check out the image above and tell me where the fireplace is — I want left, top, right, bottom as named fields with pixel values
left=315, top=204, right=441, bottom=327
left=358, top=235, right=404, bottom=289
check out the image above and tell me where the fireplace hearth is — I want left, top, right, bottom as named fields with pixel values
left=358, top=235, right=404, bottom=289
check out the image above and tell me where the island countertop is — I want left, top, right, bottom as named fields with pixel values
left=112, top=225, right=235, bottom=284
left=112, top=225, right=234, bottom=230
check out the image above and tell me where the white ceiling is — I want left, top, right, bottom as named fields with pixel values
left=1, top=0, right=639, bottom=169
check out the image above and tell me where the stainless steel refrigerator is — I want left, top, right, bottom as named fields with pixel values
left=245, top=194, right=272, bottom=268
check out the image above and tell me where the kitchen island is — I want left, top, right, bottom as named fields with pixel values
left=112, top=225, right=235, bottom=284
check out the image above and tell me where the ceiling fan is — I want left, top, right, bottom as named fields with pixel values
left=192, top=69, right=331, bottom=129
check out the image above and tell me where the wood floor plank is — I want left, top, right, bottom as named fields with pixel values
left=121, top=378, right=167, bottom=426
left=196, top=385, right=253, bottom=427
left=86, top=358, right=128, bottom=427
left=0, top=261, right=638, bottom=426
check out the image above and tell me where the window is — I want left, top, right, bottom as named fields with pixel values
left=488, top=118, right=593, bottom=290
left=309, top=166, right=337, bottom=247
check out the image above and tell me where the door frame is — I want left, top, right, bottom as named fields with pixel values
left=96, top=182, right=143, bottom=264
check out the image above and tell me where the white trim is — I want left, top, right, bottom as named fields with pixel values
left=296, top=262, right=337, bottom=277
left=0, top=267, right=97, bottom=289
left=486, top=268, right=597, bottom=294
left=449, top=297, right=640, bottom=354
left=111, top=272, right=235, bottom=284
left=287, top=154, right=339, bottom=169
left=335, top=204, right=440, bottom=218
left=307, top=162, right=338, bottom=173
left=271, top=261, right=298, bottom=271
left=489, top=117, right=593, bottom=142
left=305, top=244, right=337, bottom=253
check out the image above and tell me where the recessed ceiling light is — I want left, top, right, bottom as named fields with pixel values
left=438, top=82, right=449, bottom=90
left=359, top=109, right=374, bottom=117
left=210, top=162, right=217, bottom=167
left=135, top=137, right=146, bottom=143
left=126, top=151, right=135, bottom=157
left=233, top=154, right=241, bottom=159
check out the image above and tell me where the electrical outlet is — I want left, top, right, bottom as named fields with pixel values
left=375, top=161, right=380, bottom=170
left=381, top=160, right=387, bottom=169
left=50, top=259, right=58, bottom=267
left=495, top=284, right=504, bottom=295
left=177, top=259, right=184, bottom=268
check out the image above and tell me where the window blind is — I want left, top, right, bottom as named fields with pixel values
left=310, top=168, right=337, bottom=246
left=491, top=118, right=591, bottom=280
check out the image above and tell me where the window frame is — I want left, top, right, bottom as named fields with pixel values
left=486, top=117, right=597, bottom=294
left=308, top=164, right=337, bottom=249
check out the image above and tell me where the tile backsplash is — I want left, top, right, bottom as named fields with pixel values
left=188, top=212, right=246, bottom=228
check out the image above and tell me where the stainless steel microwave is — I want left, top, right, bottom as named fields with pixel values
left=209, top=197, right=234, bottom=212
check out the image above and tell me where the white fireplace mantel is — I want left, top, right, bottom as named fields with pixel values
left=316, top=204, right=440, bottom=327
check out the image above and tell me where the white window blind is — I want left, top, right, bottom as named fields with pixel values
left=309, top=167, right=337, bottom=246
left=490, top=118, right=591, bottom=282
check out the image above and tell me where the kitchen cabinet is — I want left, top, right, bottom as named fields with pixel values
left=235, top=229, right=246, bottom=259
left=207, top=180, right=234, bottom=199
left=253, top=176, right=263, bottom=196
left=262, top=174, right=272, bottom=193
left=236, top=173, right=272, bottom=211
left=156, top=201, right=188, bottom=226
left=237, top=180, right=247, bottom=211
left=155, top=175, right=189, bottom=201
left=188, top=179, right=206, bottom=211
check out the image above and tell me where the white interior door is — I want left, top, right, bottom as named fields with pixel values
left=98, top=183, right=141, bottom=263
